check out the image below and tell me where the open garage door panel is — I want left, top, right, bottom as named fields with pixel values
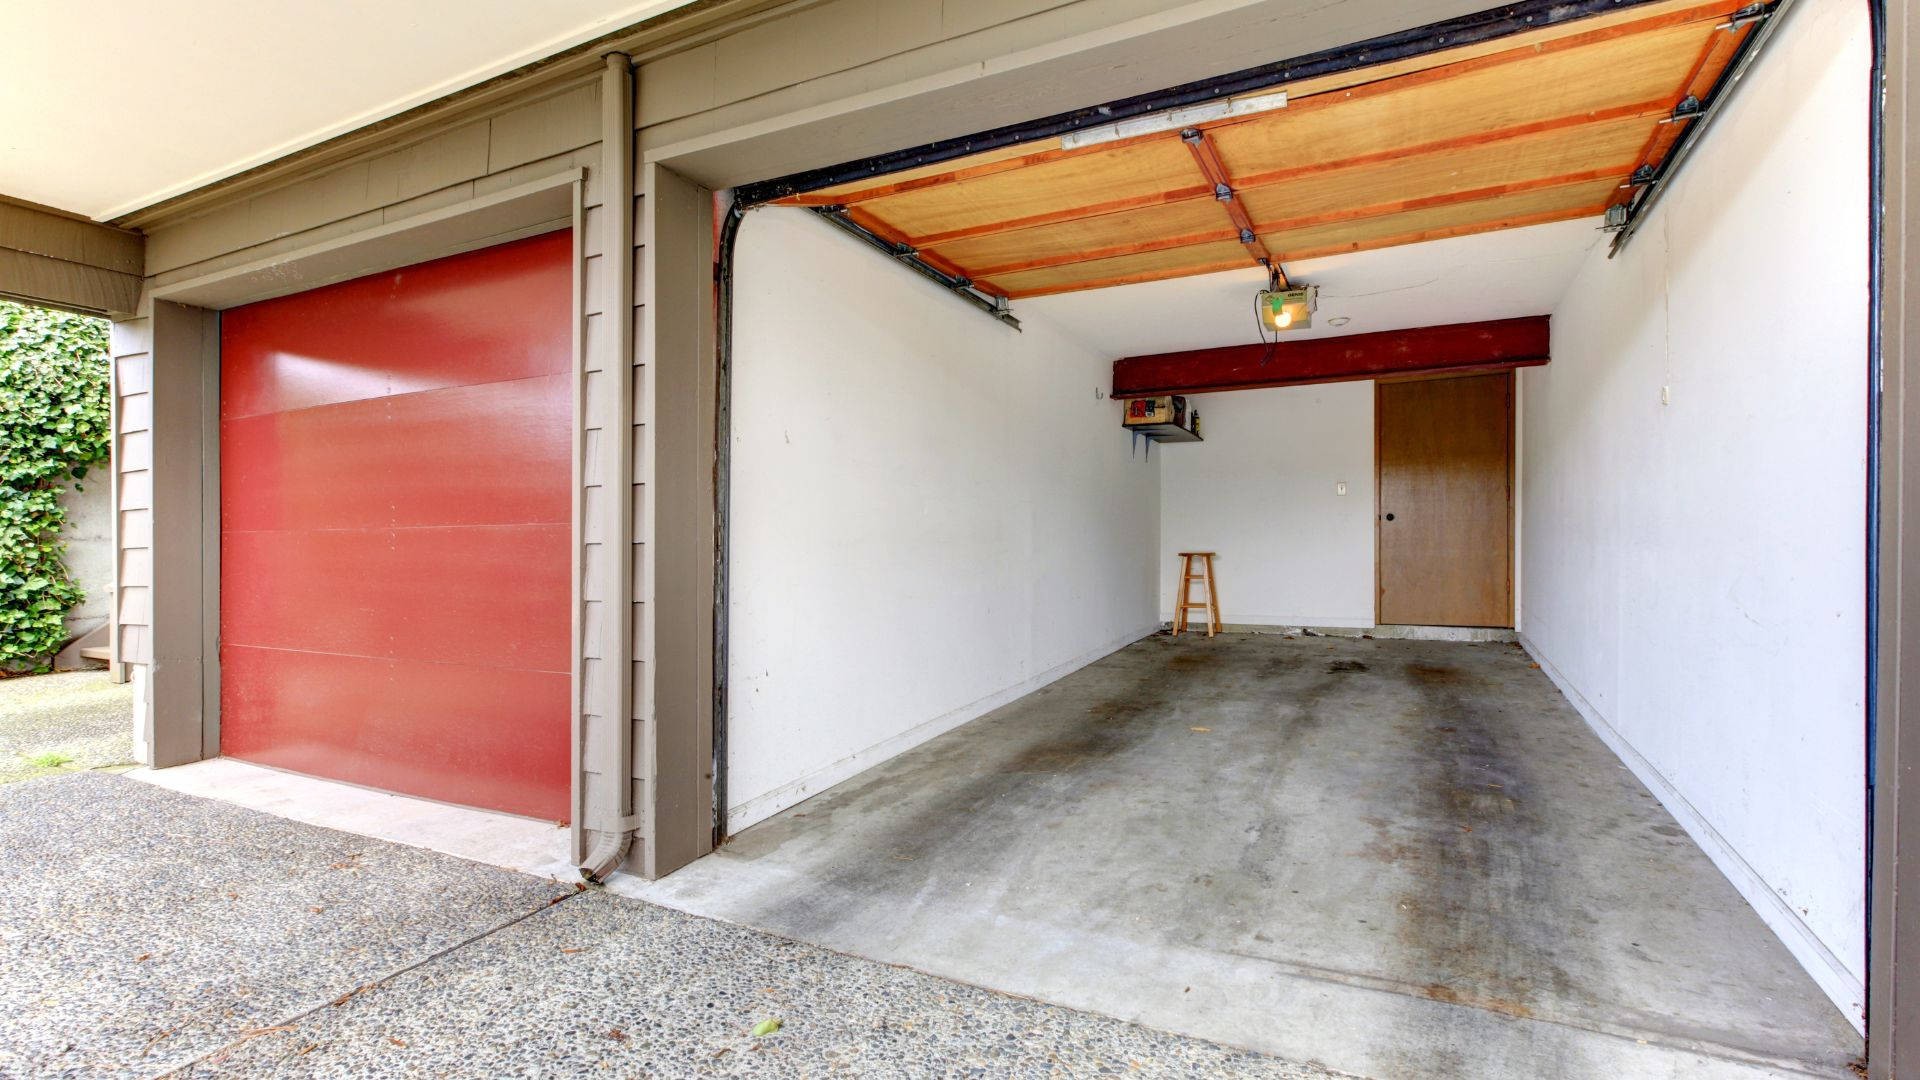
left=218, top=230, right=573, bottom=821
left=776, top=0, right=1753, bottom=299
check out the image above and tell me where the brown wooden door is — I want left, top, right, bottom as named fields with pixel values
left=1375, top=372, right=1513, bottom=627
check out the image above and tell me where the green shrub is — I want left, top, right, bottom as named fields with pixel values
left=0, top=301, right=111, bottom=672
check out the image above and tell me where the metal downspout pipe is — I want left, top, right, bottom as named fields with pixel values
left=582, top=50, right=638, bottom=882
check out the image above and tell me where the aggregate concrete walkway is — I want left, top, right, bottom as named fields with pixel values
left=0, top=773, right=1348, bottom=1079
left=627, top=634, right=1865, bottom=1080
left=0, top=669, right=132, bottom=783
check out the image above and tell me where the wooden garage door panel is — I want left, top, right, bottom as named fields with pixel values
left=1258, top=181, right=1616, bottom=263
left=862, top=140, right=1202, bottom=240
left=984, top=239, right=1252, bottom=298
left=924, top=197, right=1229, bottom=275
left=1205, top=20, right=1709, bottom=183
left=1235, top=116, right=1651, bottom=227
left=219, top=229, right=572, bottom=820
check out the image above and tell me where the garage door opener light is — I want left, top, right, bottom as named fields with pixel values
left=1258, top=283, right=1316, bottom=332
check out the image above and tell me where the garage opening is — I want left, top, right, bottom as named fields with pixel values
left=218, top=230, right=573, bottom=821
left=637, top=0, right=1867, bottom=1074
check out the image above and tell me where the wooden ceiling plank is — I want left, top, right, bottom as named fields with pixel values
left=801, top=0, right=1730, bottom=212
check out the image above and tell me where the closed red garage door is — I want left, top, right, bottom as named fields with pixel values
left=219, top=230, right=572, bottom=820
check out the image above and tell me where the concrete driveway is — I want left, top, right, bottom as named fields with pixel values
left=0, top=772, right=1347, bottom=1079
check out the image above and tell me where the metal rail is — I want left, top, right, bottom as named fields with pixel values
left=1609, top=0, right=1798, bottom=256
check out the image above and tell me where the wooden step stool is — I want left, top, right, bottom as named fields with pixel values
left=1174, top=551, right=1222, bottom=637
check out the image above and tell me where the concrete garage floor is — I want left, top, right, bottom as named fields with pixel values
left=626, top=634, right=1865, bottom=1080
left=0, top=771, right=1348, bottom=1078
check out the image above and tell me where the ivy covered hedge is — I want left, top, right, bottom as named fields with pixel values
left=1, top=301, right=111, bottom=673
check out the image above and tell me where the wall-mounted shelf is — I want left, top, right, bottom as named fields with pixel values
left=1122, top=394, right=1202, bottom=443
left=1127, top=422, right=1202, bottom=443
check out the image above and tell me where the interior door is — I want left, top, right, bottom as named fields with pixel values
left=1375, top=372, right=1513, bottom=627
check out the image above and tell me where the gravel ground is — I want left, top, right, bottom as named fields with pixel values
left=0, top=772, right=569, bottom=1079
left=179, top=889, right=1350, bottom=1080
left=0, top=669, right=133, bottom=783
left=0, top=772, right=1352, bottom=1080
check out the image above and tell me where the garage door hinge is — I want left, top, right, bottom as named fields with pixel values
left=1717, top=3, right=1768, bottom=31
left=1619, top=164, right=1657, bottom=190
left=1659, top=95, right=1704, bottom=124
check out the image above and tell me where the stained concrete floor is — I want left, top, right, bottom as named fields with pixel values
left=625, top=633, right=1865, bottom=1080
left=0, top=771, right=1352, bottom=1078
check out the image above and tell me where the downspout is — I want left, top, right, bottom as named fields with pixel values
left=582, top=49, right=639, bottom=881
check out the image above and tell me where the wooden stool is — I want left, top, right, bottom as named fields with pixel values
left=1174, top=552, right=1222, bottom=637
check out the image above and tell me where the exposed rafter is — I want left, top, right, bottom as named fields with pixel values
left=1179, top=127, right=1275, bottom=272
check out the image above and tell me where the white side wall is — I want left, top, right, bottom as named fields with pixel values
left=1520, top=0, right=1869, bottom=1025
left=726, top=208, right=1161, bottom=829
left=1157, top=383, right=1376, bottom=627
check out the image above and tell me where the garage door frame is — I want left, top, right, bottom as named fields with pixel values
left=136, top=166, right=590, bottom=827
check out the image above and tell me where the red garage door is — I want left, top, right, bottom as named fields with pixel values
left=219, top=230, right=572, bottom=820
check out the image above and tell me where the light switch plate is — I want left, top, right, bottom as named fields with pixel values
left=1336, top=481, right=1349, bottom=496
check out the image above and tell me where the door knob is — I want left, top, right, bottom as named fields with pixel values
left=1384, top=513, right=1395, bottom=521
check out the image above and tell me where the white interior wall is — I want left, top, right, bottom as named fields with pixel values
left=1520, top=0, right=1869, bottom=1025
left=1156, top=383, right=1377, bottom=627
left=726, top=207, right=1161, bottom=830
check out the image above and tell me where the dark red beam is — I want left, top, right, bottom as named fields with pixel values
left=1111, top=316, right=1550, bottom=398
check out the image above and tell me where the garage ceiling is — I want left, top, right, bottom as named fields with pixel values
left=774, top=0, right=1752, bottom=300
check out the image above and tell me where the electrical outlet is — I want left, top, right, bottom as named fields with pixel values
left=1336, top=481, right=1349, bottom=496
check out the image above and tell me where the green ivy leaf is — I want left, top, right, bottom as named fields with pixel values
left=0, top=300, right=109, bottom=670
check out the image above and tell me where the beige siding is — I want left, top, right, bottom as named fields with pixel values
left=578, top=156, right=620, bottom=857
left=144, top=81, right=602, bottom=280
left=110, top=316, right=153, bottom=666
left=1, top=198, right=143, bottom=315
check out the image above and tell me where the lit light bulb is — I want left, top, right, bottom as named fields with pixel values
left=1273, top=307, right=1292, bottom=329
